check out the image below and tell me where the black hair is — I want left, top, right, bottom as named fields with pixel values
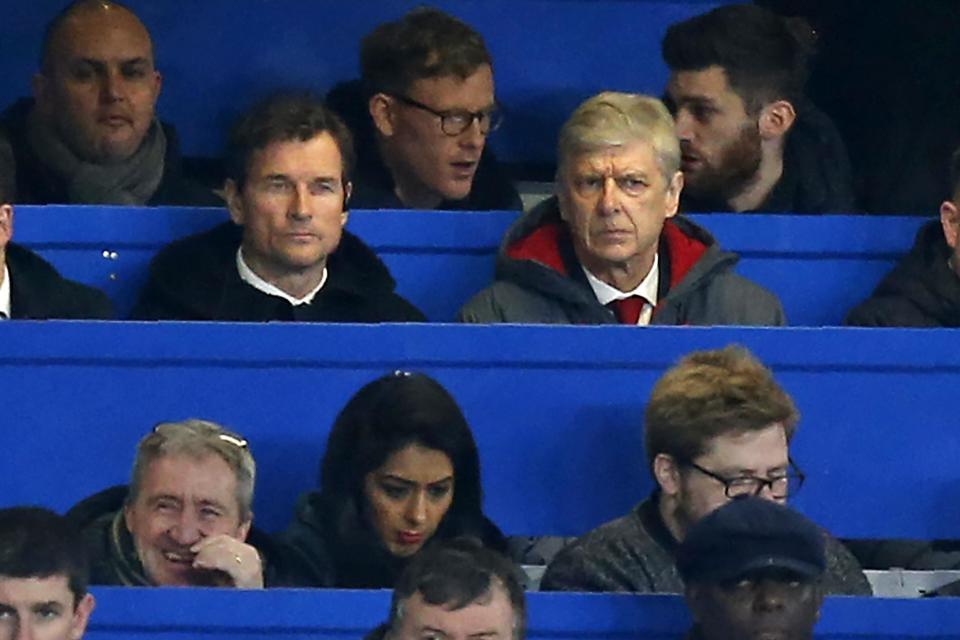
left=321, top=372, right=485, bottom=530
left=360, top=6, right=492, bottom=96
left=0, top=507, right=89, bottom=605
left=949, top=146, right=960, bottom=198
left=662, top=3, right=816, bottom=112
left=387, top=537, right=526, bottom=640
left=224, top=92, right=355, bottom=190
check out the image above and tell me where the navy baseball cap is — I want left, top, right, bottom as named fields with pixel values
left=676, top=496, right=827, bottom=584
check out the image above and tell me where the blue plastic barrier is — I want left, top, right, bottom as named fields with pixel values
left=0, top=1, right=727, bottom=169
left=14, top=206, right=928, bottom=324
left=84, top=587, right=960, bottom=640
left=1, top=322, right=959, bottom=539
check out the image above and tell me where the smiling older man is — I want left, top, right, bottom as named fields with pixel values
left=460, top=91, right=782, bottom=325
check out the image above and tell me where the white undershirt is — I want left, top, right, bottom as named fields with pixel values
left=0, top=264, right=10, bottom=319
left=235, top=248, right=327, bottom=306
left=583, top=254, right=659, bottom=326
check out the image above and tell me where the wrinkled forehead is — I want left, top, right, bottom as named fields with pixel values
left=561, top=140, right=660, bottom=177
left=46, top=5, right=155, bottom=69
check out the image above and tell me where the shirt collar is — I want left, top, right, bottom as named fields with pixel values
left=0, top=263, right=10, bottom=319
left=583, top=253, right=659, bottom=306
left=236, top=248, right=327, bottom=306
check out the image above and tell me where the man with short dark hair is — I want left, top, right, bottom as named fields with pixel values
left=328, top=7, right=521, bottom=211
left=541, top=345, right=869, bottom=595
left=677, top=497, right=826, bottom=640
left=1, top=0, right=217, bottom=205
left=662, top=3, right=855, bottom=214
left=847, top=146, right=960, bottom=327
left=0, top=128, right=113, bottom=319
left=131, top=93, right=424, bottom=321
left=0, top=506, right=96, bottom=640
left=367, top=538, right=526, bottom=640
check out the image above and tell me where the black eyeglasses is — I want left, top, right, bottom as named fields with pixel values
left=389, top=93, right=503, bottom=136
left=681, top=458, right=805, bottom=499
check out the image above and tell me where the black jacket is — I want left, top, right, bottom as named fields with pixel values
left=278, top=491, right=507, bottom=588
left=682, top=101, right=857, bottom=214
left=65, top=485, right=306, bottom=587
left=846, top=220, right=960, bottom=327
left=326, top=81, right=522, bottom=211
left=130, top=222, right=425, bottom=322
left=6, top=242, right=113, bottom=319
left=1, top=98, right=220, bottom=207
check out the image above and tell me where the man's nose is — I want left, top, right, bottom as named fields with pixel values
left=288, top=184, right=312, bottom=220
left=13, top=619, right=33, bottom=640
left=458, top=117, right=486, bottom=149
left=99, top=69, right=126, bottom=102
left=674, top=109, right=695, bottom=141
left=168, top=511, right=203, bottom=544
left=598, top=178, right=623, bottom=215
left=754, top=581, right=788, bottom=612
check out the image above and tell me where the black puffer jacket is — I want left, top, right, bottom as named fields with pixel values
left=846, top=220, right=960, bottom=327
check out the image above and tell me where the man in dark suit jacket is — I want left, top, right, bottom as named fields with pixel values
left=0, top=128, right=113, bottom=320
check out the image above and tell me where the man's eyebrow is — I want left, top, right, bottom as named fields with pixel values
left=421, top=627, right=450, bottom=639
left=467, top=631, right=499, bottom=639
left=195, top=498, right=229, bottom=511
left=147, top=493, right=182, bottom=505
left=31, top=600, right=64, bottom=612
left=426, top=476, right=454, bottom=486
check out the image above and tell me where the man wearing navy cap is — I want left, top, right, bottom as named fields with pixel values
left=677, top=497, right=826, bottom=640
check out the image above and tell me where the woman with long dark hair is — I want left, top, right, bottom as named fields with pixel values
left=280, top=371, right=506, bottom=587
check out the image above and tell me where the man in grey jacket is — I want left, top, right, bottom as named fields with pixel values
left=459, top=92, right=783, bottom=326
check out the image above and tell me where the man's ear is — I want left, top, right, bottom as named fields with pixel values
left=0, top=204, right=14, bottom=248
left=664, top=170, right=684, bottom=219
left=237, top=516, right=252, bottom=542
left=341, top=181, right=352, bottom=225
left=69, top=592, right=96, bottom=640
left=653, top=453, right=682, bottom=496
left=758, top=100, right=796, bottom=141
left=369, top=93, right=396, bottom=137
left=940, top=199, right=959, bottom=250
left=224, top=179, right=245, bottom=226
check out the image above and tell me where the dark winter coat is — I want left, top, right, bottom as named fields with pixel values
left=846, top=220, right=960, bottom=327
left=65, top=485, right=305, bottom=587
left=278, top=490, right=507, bottom=588
left=681, top=101, right=857, bottom=214
left=326, top=81, right=522, bottom=211
left=5, top=242, right=113, bottom=319
left=459, top=197, right=784, bottom=325
left=1, top=99, right=220, bottom=207
left=540, top=493, right=872, bottom=596
left=130, top=222, right=425, bottom=322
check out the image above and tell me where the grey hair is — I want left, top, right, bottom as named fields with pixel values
left=557, top=91, right=681, bottom=180
left=127, top=419, right=256, bottom=521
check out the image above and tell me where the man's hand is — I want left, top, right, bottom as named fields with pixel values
left=190, top=534, right=264, bottom=589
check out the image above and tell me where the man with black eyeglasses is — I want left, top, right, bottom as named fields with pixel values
left=326, top=7, right=522, bottom=211
left=542, top=345, right=870, bottom=595
left=66, top=419, right=302, bottom=588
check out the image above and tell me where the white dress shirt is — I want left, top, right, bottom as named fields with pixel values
left=583, top=254, right=659, bottom=326
left=236, top=248, right=327, bottom=306
left=0, top=264, right=10, bottom=319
